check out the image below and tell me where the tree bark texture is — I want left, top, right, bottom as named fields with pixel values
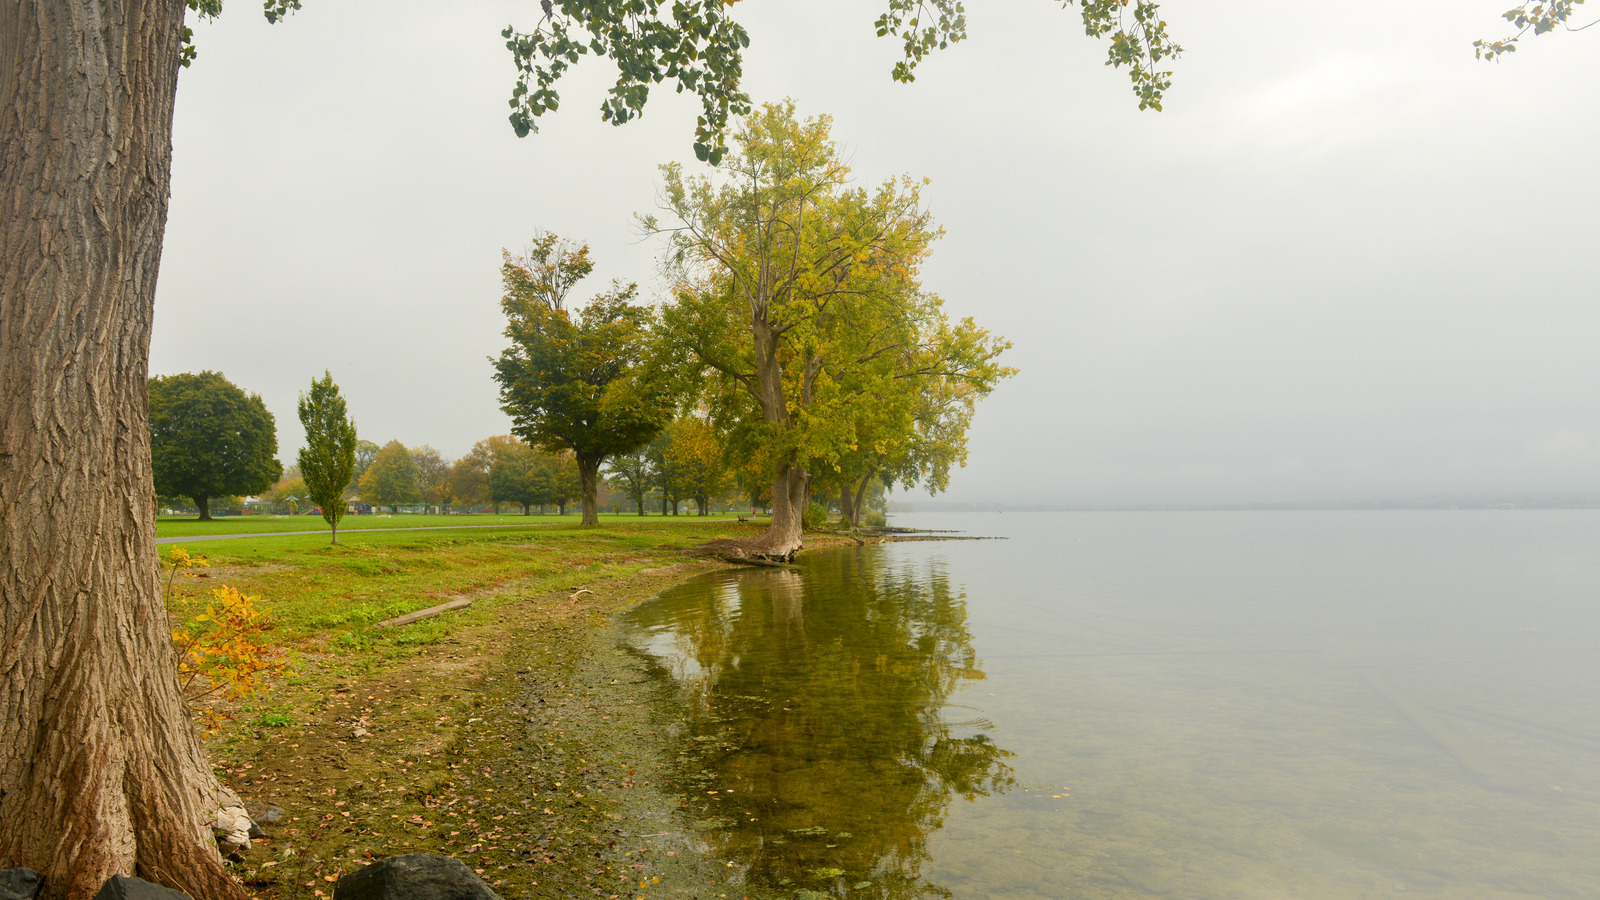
left=577, top=454, right=600, bottom=526
left=193, top=494, right=210, bottom=521
left=0, top=4, right=245, bottom=900
left=748, top=463, right=806, bottom=561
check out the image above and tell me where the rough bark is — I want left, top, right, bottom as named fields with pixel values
left=741, top=463, right=806, bottom=561
left=576, top=455, right=600, bottom=526
left=0, top=4, right=245, bottom=900
left=839, top=484, right=856, bottom=528
left=193, top=494, right=211, bottom=522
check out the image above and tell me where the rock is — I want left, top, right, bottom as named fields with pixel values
left=334, top=854, right=503, bottom=900
left=257, top=804, right=287, bottom=824
left=352, top=727, right=369, bottom=739
left=0, top=868, right=43, bottom=900
left=212, top=805, right=254, bottom=858
left=94, top=875, right=193, bottom=900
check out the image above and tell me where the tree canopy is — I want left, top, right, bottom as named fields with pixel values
left=149, top=371, right=282, bottom=521
left=492, top=233, right=673, bottom=525
left=359, top=440, right=422, bottom=512
left=296, top=370, right=357, bottom=543
left=651, top=102, right=1013, bottom=556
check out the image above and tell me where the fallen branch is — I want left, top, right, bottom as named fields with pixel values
left=374, top=598, right=471, bottom=628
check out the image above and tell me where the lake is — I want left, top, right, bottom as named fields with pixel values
left=618, top=511, right=1600, bottom=898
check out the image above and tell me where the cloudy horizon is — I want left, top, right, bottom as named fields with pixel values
left=152, top=0, right=1600, bottom=509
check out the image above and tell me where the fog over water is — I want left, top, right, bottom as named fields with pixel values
left=624, top=510, right=1600, bottom=897
left=153, top=0, right=1600, bottom=508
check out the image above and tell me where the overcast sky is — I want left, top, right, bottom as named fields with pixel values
left=154, top=0, right=1600, bottom=508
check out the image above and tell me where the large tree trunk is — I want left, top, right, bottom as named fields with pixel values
left=194, top=494, right=211, bottom=522
left=744, top=462, right=807, bottom=561
left=577, top=455, right=600, bottom=526
left=0, top=4, right=247, bottom=900
left=839, top=484, right=856, bottom=528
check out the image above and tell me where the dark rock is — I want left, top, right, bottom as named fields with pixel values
left=248, top=822, right=267, bottom=840
left=334, top=854, right=502, bottom=900
left=0, top=868, right=43, bottom=900
left=94, top=875, right=193, bottom=900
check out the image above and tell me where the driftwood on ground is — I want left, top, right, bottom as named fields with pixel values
left=374, top=598, right=471, bottom=628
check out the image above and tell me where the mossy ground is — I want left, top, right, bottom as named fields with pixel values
left=165, top=518, right=868, bottom=900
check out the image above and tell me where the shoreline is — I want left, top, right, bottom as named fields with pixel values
left=203, top=529, right=891, bottom=899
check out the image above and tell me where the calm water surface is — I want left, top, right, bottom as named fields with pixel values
left=619, top=511, right=1600, bottom=898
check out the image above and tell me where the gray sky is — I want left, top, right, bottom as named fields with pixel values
left=154, top=0, right=1600, bottom=507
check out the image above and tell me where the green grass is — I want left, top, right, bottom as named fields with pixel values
left=156, top=510, right=749, bottom=538
left=163, top=518, right=755, bottom=653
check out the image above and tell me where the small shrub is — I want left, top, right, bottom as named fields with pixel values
left=801, top=502, right=831, bottom=531
left=164, top=546, right=289, bottom=734
left=862, top=508, right=887, bottom=528
left=254, top=712, right=294, bottom=728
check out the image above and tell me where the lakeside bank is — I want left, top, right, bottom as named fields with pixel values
left=166, top=517, right=876, bottom=900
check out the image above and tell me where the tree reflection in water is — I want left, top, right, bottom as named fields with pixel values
left=624, top=548, right=1014, bottom=898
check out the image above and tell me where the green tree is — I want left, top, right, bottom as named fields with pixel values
left=488, top=439, right=551, bottom=514
left=296, top=371, right=357, bottom=544
left=546, top=450, right=583, bottom=516
left=148, top=371, right=282, bottom=521
left=826, top=306, right=1012, bottom=526
left=449, top=435, right=521, bottom=508
left=410, top=444, right=451, bottom=506
left=660, top=417, right=732, bottom=515
left=654, top=103, right=1009, bottom=557
left=348, top=439, right=381, bottom=494
left=604, top=447, right=655, bottom=516
left=492, top=233, right=672, bottom=526
left=359, top=440, right=422, bottom=513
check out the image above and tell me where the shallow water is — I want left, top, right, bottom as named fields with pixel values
left=620, top=511, right=1600, bottom=898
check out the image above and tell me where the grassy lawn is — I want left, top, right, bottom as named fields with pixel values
left=158, top=511, right=752, bottom=538
left=168, top=517, right=817, bottom=899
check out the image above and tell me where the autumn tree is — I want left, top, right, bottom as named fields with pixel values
left=605, top=447, right=655, bottom=515
left=409, top=445, right=451, bottom=506
left=651, top=103, right=1016, bottom=558
left=660, top=417, right=733, bottom=515
left=296, top=371, right=357, bottom=543
left=491, top=233, right=672, bottom=526
left=0, top=4, right=1162, bottom=895
left=359, top=440, right=422, bottom=513
left=449, top=435, right=522, bottom=508
left=148, top=372, right=282, bottom=521
left=348, top=439, right=381, bottom=495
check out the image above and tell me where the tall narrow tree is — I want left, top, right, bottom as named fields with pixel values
left=492, top=233, right=672, bottom=525
left=297, top=371, right=358, bottom=545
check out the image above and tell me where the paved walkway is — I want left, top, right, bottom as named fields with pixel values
left=155, top=523, right=555, bottom=544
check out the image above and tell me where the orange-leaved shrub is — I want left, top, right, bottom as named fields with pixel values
left=163, top=546, right=289, bottom=733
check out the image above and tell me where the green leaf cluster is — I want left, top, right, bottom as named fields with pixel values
left=500, top=0, right=1179, bottom=159
left=1474, top=0, right=1591, bottom=60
